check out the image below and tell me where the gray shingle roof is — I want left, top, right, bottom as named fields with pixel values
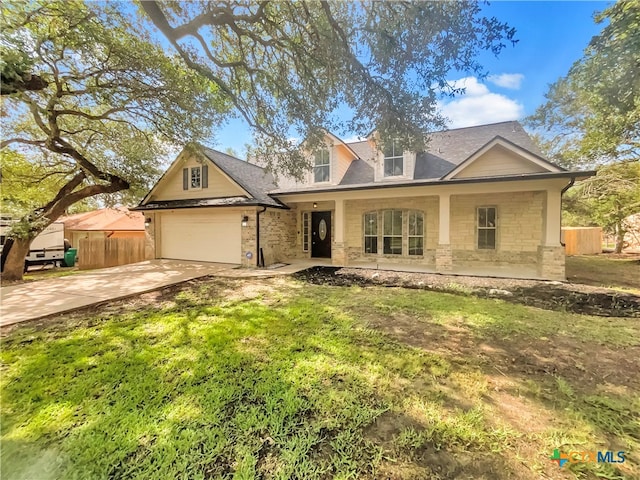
left=133, top=196, right=277, bottom=211
left=340, top=159, right=375, bottom=185
left=202, top=148, right=284, bottom=208
left=338, top=121, right=549, bottom=185
left=419, top=120, right=544, bottom=169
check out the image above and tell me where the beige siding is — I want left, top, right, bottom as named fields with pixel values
left=333, top=144, right=353, bottom=184
left=273, top=136, right=357, bottom=189
left=151, top=154, right=245, bottom=201
left=454, top=145, right=548, bottom=178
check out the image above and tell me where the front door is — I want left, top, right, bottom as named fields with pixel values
left=311, top=211, right=331, bottom=258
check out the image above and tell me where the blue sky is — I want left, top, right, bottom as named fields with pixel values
left=215, top=1, right=610, bottom=156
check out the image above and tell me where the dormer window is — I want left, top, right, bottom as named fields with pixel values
left=383, top=140, right=403, bottom=177
left=191, top=167, right=201, bottom=188
left=314, top=149, right=330, bottom=183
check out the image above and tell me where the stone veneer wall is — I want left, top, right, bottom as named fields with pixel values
left=449, top=191, right=546, bottom=268
left=239, top=206, right=298, bottom=267
left=145, top=212, right=157, bottom=260
left=537, top=245, right=565, bottom=281
left=343, top=196, right=439, bottom=266
left=258, top=208, right=297, bottom=266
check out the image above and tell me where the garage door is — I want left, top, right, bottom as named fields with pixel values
left=160, top=210, right=241, bottom=264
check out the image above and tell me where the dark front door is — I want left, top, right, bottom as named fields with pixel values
left=311, top=211, right=331, bottom=258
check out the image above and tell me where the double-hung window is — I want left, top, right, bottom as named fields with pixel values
left=408, top=211, right=424, bottom=255
left=363, top=212, right=378, bottom=254
left=182, top=164, right=208, bottom=190
left=314, top=149, right=330, bottom=183
left=477, top=206, right=497, bottom=249
left=383, top=210, right=403, bottom=254
left=383, top=140, right=403, bottom=177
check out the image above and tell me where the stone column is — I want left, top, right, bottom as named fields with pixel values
left=436, top=193, right=453, bottom=272
left=537, top=190, right=565, bottom=280
left=332, top=199, right=347, bottom=266
left=144, top=213, right=156, bottom=260
left=241, top=208, right=257, bottom=267
left=537, top=245, right=565, bottom=281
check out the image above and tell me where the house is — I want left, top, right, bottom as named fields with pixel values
left=133, top=121, right=594, bottom=280
left=60, top=208, right=145, bottom=248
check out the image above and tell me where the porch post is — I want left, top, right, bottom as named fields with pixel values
left=332, top=199, right=347, bottom=266
left=537, top=189, right=565, bottom=280
left=436, top=193, right=453, bottom=272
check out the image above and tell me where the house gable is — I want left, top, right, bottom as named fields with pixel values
left=275, top=132, right=360, bottom=189
left=144, top=150, right=248, bottom=204
left=443, top=136, right=563, bottom=180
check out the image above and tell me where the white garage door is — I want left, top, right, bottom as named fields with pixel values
left=160, top=210, right=241, bottom=264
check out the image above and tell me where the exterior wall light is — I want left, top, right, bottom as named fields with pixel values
left=313, top=202, right=317, bottom=209
left=241, top=215, right=249, bottom=227
left=144, top=217, right=152, bottom=228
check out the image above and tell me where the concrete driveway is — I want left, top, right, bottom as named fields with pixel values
left=0, top=259, right=237, bottom=327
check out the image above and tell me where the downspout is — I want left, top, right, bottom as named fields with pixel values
left=256, top=206, right=267, bottom=267
left=559, top=177, right=575, bottom=247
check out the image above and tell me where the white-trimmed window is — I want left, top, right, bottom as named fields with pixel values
left=408, top=210, right=424, bottom=256
left=363, top=211, right=378, bottom=254
left=190, top=166, right=201, bottom=188
left=183, top=165, right=208, bottom=190
left=313, top=149, right=330, bottom=183
left=383, top=140, right=403, bottom=177
left=477, top=206, right=497, bottom=249
left=383, top=210, right=403, bottom=254
left=302, top=212, right=310, bottom=252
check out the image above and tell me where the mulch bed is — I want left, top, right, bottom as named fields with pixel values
left=292, top=267, right=640, bottom=318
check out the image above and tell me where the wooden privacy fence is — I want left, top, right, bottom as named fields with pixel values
left=78, top=237, right=146, bottom=270
left=561, top=227, right=602, bottom=255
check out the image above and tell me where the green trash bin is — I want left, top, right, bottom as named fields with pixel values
left=63, top=248, right=77, bottom=268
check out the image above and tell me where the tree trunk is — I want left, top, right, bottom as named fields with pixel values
left=615, top=220, right=626, bottom=254
left=1, top=237, right=33, bottom=281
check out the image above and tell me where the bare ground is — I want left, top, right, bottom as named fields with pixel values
left=293, top=267, right=640, bottom=317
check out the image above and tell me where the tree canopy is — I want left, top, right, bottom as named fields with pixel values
left=139, top=0, right=516, bottom=175
left=0, top=0, right=227, bottom=279
left=527, top=0, right=639, bottom=167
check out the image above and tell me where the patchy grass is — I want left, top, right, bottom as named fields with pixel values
left=1, top=277, right=638, bottom=480
left=566, top=254, right=640, bottom=293
left=1, top=267, right=82, bottom=286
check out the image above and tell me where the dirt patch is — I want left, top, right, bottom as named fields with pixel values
left=292, top=267, right=640, bottom=317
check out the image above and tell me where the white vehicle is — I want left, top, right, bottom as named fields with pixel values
left=1, top=218, right=68, bottom=270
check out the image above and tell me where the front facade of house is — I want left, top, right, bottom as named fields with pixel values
left=134, top=122, right=593, bottom=280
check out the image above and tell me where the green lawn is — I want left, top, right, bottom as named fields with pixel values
left=566, top=254, right=640, bottom=293
left=1, top=277, right=638, bottom=480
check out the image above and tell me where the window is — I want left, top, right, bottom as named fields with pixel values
left=190, top=166, right=201, bottom=188
left=313, top=149, right=330, bottom=183
left=363, top=212, right=378, bottom=254
left=302, top=212, right=310, bottom=252
left=383, top=210, right=403, bottom=254
left=408, top=211, right=424, bottom=255
left=383, top=140, right=403, bottom=177
left=477, top=206, right=497, bottom=249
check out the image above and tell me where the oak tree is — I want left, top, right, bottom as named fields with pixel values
left=139, top=0, right=517, bottom=175
left=527, top=0, right=639, bottom=167
left=1, top=0, right=227, bottom=280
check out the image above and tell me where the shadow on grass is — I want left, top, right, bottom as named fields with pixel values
left=2, top=278, right=638, bottom=479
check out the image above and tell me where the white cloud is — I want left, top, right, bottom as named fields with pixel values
left=438, top=76, right=524, bottom=129
left=446, top=76, right=490, bottom=96
left=487, top=73, right=524, bottom=90
left=341, top=135, right=365, bottom=143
